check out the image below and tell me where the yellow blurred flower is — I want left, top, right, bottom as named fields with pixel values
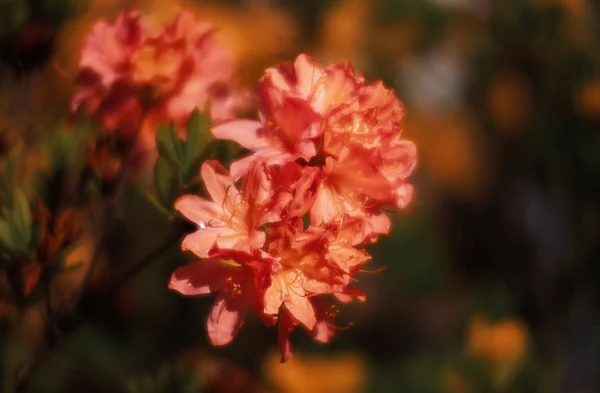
left=575, top=80, right=600, bottom=118
left=370, top=23, right=419, bottom=62
left=467, top=315, right=529, bottom=388
left=263, top=351, right=366, bottom=393
left=405, top=109, right=488, bottom=199
left=487, top=71, right=532, bottom=134
left=441, top=368, right=471, bottom=393
left=535, top=0, right=585, bottom=17
left=317, top=0, right=373, bottom=67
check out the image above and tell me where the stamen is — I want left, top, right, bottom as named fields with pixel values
left=325, top=320, right=354, bottom=331
left=358, top=266, right=387, bottom=274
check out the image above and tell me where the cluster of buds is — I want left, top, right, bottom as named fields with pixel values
left=72, top=9, right=248, bottom=173
left=169, top=54, right=417, bottom=361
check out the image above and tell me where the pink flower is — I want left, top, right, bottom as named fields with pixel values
left=265, top=221, right=369, bottom=360
left=259, top=54, right=360, bottom=115
left=324, top=80, right=417, bottom=208
left=323, top=81, right=405, bottom=156
left=212, top=54, right=416, bottom=214
left=175, top=160, right=265, bottom=258
left=260, top=162, right=323, bottom=219
left=261, top=223, right=335, bottom=329
left=310, top=150, right=394, bottom=243
left=169, top=249, right=276, bottom=345
left=211, top=54, right=358, bottom=179
left=277, top=290, right=367, bottom=363
left=211, top=98, right=321, bottom=180
left=192, top=216, right=370, bottom=361
left=77, top=10, right=144, bottom=88
left=72, top=9, right=248, bottom=168
left=168, top=53, right=418, bottom=362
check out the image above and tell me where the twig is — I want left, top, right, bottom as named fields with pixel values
left=14, top=225, right=183, bottom=393
left=68, top=197, right=110, bottom=313
left=69, top=160, right=131, bottom=315
left=108, top=229, right=182, bottom=298
left=43, top=275, right=60, bottom=347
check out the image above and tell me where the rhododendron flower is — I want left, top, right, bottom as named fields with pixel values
left=169, top=250, right=276, bottom=345
left=211, top=54, right=416, bottom=217
left=323, top=81, right=404, bottom=155
left=212, top=54, right=362, bottom=179
left=169, top=53, right=418, bottom=363
left=308, top=150, right=393, bottom=243
left=72, top=9, right=248, bottom=166
left=212, top=99, right=322, bottom=180
left=257, top=162, right=323, bottom=220
left=175, top=160, right=266, bottom=258
left=193, top=218, right=367, bottom=359
left=278, top=290, right=366, bottom=363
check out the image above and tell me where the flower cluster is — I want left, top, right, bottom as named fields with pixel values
left=72, top=9, right=248, bottom=167
left=170, top=54, right=417, bottom=361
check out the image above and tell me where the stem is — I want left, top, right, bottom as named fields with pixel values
left=69, top=162, right=131, bottom=315
left=43, top=275, right=59, bottom=347
left=108, top=229, right=182, bottom=297
left=14, top=226, right=183, bottom=393
left=68, top=198, right=110, bottom=314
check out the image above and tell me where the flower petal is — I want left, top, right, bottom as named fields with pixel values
left=207, top=290, right=248, bottom=346
left=311, top=320, right=336, bottom=344
left=284, top=287, right=317, bottom=330
left=211, top=119, right=265, bottom=150
left=366, top=212, right=391, bottom=237
left=330, top=154, right=393, bottom=202
left=180, top=229, right=225, bottom=258
left=201, top=160, right=237, bottom=208
left=175, top=194, right=222, bottom=226
left=182, top=224, right=259, bottom=258
left=311, top=182, right=342, bottom=225
left=264, top=274, right=285, bottom=316
left=294, top=54, right=324, bottom=97
left=230, top=148, right=297, bottom=181
left=334, top=287, right=367, bottom=304
left=271, top=97, right=321, bottom=153
left=168, top=260, right=230, bottom=295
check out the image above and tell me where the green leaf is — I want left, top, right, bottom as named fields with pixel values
left=154, top=157, right=182, bottom=210
left=156, top=123, right=182, bottom=167
left=146, top=193, right=174, bottom=217
left=183, top=110, right=212, bottom=183
left=0, top=218, right=15, bottom=251
left=12, top=189, right=32, bottom=249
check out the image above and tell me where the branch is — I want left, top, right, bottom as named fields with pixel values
left=108, top=229, right=182, bottom=298
left=14, top=225, right=184, bottom=393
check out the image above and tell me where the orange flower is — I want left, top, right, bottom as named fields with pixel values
left=212, top=54, right=416, bottom=242
left=487, top=71, right=532, bottom=133
left=264, top=351, right=366, bottom=393
left=467, top=315, right=529, bottom=371
left=576, top=80, right=600, bottom=118
left=169, top=251, right=276, bottom=346
left=441, top=368, right=471, bottom=393
left=171, top=54, right=416, bottom=362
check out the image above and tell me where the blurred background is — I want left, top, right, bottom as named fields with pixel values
left=1, top=0, right=600, bottom=392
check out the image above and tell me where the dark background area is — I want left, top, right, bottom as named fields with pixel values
left=1, top=1, right=599, bottom=392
